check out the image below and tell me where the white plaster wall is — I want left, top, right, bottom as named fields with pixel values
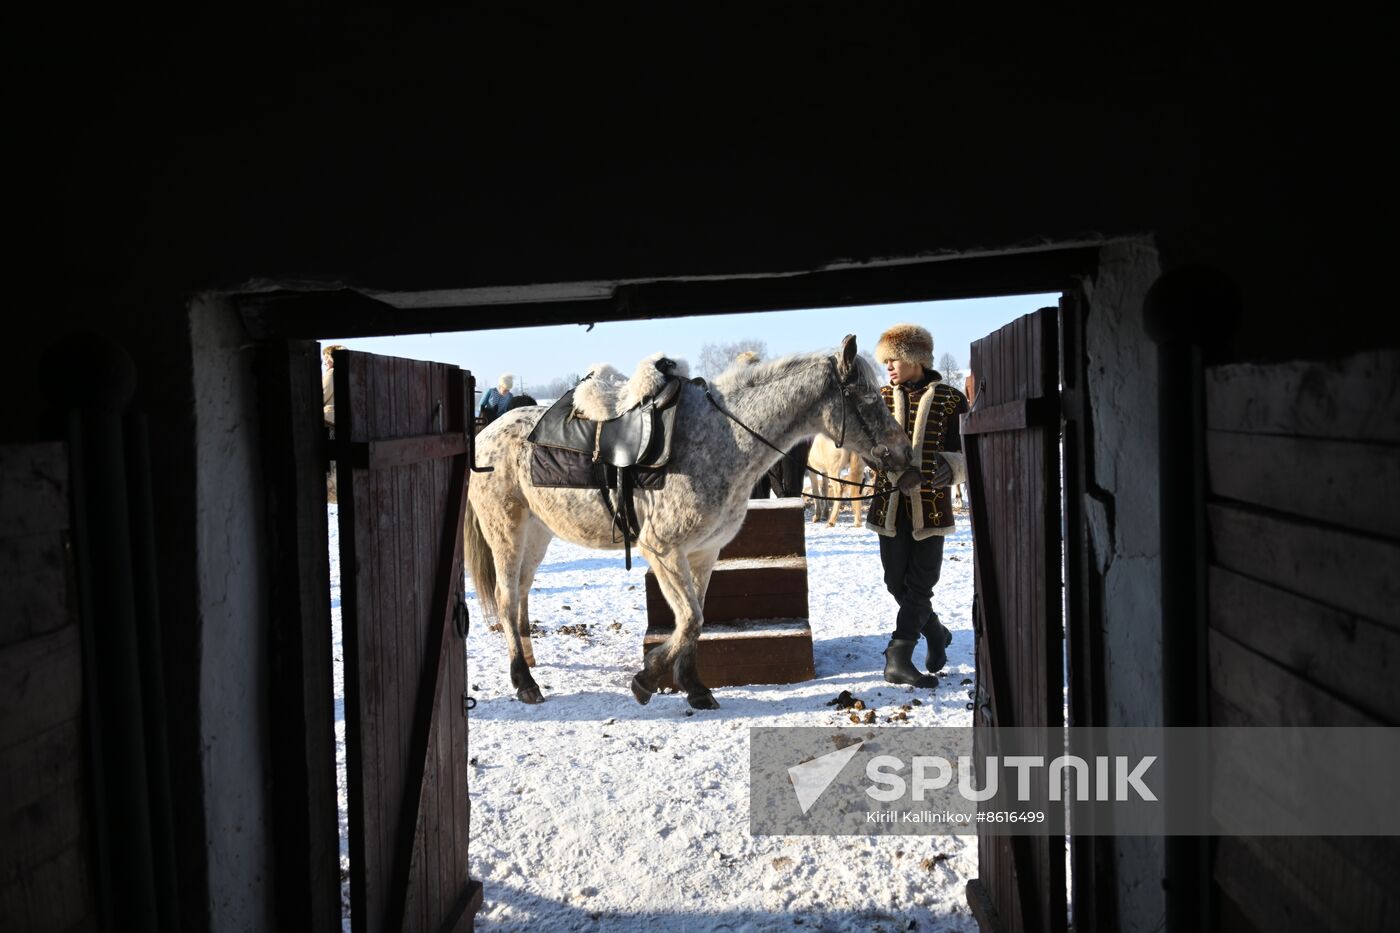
left=1083, top=240, right=1165, bottom=933
left=190, top=294, right=274, bottom=932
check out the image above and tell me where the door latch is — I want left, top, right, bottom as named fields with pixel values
left=453, top=593, right=470, bottom=639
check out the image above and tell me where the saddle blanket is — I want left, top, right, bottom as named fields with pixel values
left=530, top=445, right=668, bottom=490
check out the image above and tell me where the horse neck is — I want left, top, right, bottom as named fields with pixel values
left=716, top=361, right=829, bottom=481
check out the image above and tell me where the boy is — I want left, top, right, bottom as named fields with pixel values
left=865, top=324, right=969, bottom=687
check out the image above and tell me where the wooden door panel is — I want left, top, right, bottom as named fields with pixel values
left=964, top=308, right=1065, bottom=933
left=335, top=350, right=481, bottom=932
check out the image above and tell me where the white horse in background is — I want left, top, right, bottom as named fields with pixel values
left=462, top=336, right=920, bottom=709
left=806, top=433, right=868, bottom=526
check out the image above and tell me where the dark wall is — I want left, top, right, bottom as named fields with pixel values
left=16, top=13, right=1395, bottom=929
left=30, top=11, right=1394, bottom=357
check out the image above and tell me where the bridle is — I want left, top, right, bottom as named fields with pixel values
left=703, top=353, right=897, bottom=504
left=826, top=356, right=887, bottom=455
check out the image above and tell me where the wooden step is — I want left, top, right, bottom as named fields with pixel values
left=640, top=497, right=815, bottom=688
left=644, top=555, right=808, bottom=626
left=718, top=496, right=806, bottom=559
left=641, top=619, right=816, bottom=688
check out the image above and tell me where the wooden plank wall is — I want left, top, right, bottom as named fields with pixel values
left=0, top=443, right=97, bottom=931
left=339, top=354, right=472, bottom=933
left=967, top=310, right=1065, bottom=933
left=1204, top=351, right=1400, bottom=933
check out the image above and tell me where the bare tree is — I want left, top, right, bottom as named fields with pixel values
left=938, top=352, right=961, bottom=381
left=698, top=339, right=768, bottom=380
left=537, top=373, right=582, bottom=401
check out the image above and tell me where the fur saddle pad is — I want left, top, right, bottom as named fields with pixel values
left=527, top=352, right=687, bottom=469
left=530, top=445, right=668, bottom=491
left=570, top=352, right=689, bottom=420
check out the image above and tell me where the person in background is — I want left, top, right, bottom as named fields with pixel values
left=954, top=370, right=977, bottom=509
left=478, top=373, right=516, bottom=425
left=865, top=323, right=968, bottom=688
left=322, top=344, right=347, bottom=428
left=321, top=344, right=347, bottom=503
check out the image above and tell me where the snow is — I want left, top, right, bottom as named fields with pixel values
left=332, top=504, right=984, bottom=932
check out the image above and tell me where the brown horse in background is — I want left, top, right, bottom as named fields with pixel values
left=805, top=433, right=868, bottom=526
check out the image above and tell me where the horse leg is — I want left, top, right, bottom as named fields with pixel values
left=674, top=547, right=721, bottom=701
left=825, top=468, right=841, bottom=526
left=689, top=547, right=720, bottom=607
left=631, top=548, right=718, bottom=710
left=491, top=532, right=543, bottom=704
left=850, top=455, right=865, bottom=527
left=514, top=519, right=552, bottom=667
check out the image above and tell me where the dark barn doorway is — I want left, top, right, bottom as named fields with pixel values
left=250, top=248, right=1105, bottom=932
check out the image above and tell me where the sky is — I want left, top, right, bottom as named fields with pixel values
left=323, top=294, right=1060, bottom=397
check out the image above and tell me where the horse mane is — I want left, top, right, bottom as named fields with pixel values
left=711, top=346, right=879, bottom=395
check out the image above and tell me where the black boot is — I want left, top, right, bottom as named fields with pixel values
left=921, top=615, right=953, bottom=673
left=883, top=639, right=940, bottom=688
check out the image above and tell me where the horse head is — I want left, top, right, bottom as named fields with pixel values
left=828, top=335, right=921, bottom=492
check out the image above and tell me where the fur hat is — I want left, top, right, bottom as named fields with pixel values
left=874, top=323, right=933, bottom=369
left=498, top=373, right=515, bottom=390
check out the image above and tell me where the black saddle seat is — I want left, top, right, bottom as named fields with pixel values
left=527, top=371, right=683, bottom=467
left=525, top=363, right=686, bottom=569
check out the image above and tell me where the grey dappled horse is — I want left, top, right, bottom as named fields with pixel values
left=462, top=335, right=919, bottom=709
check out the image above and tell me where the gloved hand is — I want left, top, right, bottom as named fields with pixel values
left=929, top=453, right=954, bottom=488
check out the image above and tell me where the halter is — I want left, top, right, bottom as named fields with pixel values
left=826, top=356, right=887, bottom=455
left=702, top=353, right=896, bottom=504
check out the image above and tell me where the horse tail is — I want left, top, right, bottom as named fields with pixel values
left=462, top=497, right=499, bottom=621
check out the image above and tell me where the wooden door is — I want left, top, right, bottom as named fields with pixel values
left=962, top=308, right=1066, bottom=933
left=1204, top=350, right=1400, bottom=932
left=334, top=350, right=482, bottom=932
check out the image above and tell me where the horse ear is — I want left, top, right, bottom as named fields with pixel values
left=837, top=334, right=858, bottom=378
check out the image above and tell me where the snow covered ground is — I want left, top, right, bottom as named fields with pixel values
left=332, top=503, right=985, bottom=932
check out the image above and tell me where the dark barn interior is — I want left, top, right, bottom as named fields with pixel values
left=5, top=10, right=1397, bottom=932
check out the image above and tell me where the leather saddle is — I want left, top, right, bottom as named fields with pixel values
left=527, top=363, right=686, bottom=568
left=528, top=372, right=683, bottom=468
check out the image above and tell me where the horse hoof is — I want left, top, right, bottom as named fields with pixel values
left=630, top=675, right=655, bottom=706
left=686, top=690, right=720, bottom=710
left=516, top=685, right=545, bottom=704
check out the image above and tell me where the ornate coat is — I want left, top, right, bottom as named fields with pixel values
left=865, top=374, right=969, bottom=540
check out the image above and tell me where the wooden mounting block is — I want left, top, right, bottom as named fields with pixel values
left=642, top=619, right=816, bottom=689
left=642, top=497, right=815, bottom=688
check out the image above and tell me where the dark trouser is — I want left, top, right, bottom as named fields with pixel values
left=877, top=499, right=945, bottom=640
left=772, top=439, right=812, bottom=497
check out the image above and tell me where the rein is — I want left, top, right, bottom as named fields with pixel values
left=702, top=356, right=897, bottom=506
